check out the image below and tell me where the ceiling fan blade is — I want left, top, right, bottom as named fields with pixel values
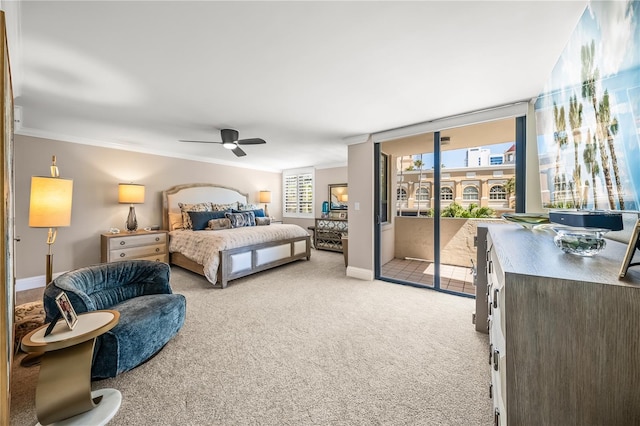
left=237, top=138, right=266, bottom=145
left=232, top=146, right=247, bottom=157
left=179, top=140, right=222, bottom=144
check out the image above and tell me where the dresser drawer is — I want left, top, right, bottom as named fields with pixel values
left=101, top=231, right=169, bottom=263
left=108, top=233, right=166, bottom=250
left=110, top=243, right=166, bottom=260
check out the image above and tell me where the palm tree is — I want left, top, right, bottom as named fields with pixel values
left=581, top=40, right=615, bottom=209
left=414, top=157, right=424, bottom=215
left=568, top=94, right=584, bottom=207
left=582, top=129, right=600, bottom=209
left=553, top=102, right=569, bottom=206
left=504, top=177, right=516, bottom=209
left=599, top=90, right=624, bottom=209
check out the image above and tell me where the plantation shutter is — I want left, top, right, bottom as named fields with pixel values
left=283, top=168, right=314, bottom=218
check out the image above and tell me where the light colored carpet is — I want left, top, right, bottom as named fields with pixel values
left=11, top=250, right=491, bottom=425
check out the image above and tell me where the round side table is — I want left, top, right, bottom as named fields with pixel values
left=21, top=310, right=121, bottom=426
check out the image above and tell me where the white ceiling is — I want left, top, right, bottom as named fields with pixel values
left=5, top=1, right=587, bottom=171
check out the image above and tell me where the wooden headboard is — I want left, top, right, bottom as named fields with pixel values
left=162, top=183, right=248, bottom=230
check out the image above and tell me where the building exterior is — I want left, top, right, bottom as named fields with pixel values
left=396, top=144, right=516, bottom=216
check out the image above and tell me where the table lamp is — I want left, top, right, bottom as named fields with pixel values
left=28, top=156, right=73, bottom=285
left=118, top=183, right=145, bottom=232
left=259, top=190, right=271, bottom=218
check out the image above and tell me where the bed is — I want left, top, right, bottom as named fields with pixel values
left=162, top=183, right=311, bottom=288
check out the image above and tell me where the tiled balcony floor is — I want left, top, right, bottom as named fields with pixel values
left=381, top=258, right=476, bottom=296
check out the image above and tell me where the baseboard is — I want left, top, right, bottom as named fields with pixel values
left=16, top=276, right=46, bottom=292
left=346, top=266, right=373, bottom=281
left=16, top=272, right=65, bottom=292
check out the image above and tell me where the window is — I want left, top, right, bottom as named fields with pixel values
left=441, top=186, right=453, bottom=200
left=490, top=185, right=506, bottom=200
left=416, top=187, right=430, bottom=201
left=283, top=168, right=314, bottom=218
left=463, top=186, right=479, bottom=200
left=397, top=187, right=407, bottom=201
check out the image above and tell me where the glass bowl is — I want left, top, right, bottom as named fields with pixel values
left=552, top=226, right=608, bottom=256
left=502, top=213, right=550, bottom=229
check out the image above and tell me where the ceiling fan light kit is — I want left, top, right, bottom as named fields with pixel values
left=179, top=128, right=266, bottom=157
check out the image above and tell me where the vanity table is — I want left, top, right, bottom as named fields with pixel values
left=22, top=310, right=121, bottom=426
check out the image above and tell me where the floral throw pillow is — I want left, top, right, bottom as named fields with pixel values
left=225, top=211, right=256, bottom=228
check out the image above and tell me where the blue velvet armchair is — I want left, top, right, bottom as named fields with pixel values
left=43, top=260, right=186, bottom=379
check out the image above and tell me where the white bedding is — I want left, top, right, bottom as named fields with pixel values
left=169, top=224, right=309, bottom=284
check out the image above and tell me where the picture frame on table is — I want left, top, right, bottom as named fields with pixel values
left=619, top=218, right=640, bottom=279
left=338, top=212, right=347, bottom=219
left=55, top=291, right=78, bottom=330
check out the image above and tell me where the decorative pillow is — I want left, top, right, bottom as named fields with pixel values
left=206, top=218, right=232, bottom=230
left=225, top=211, right=256, bottom=228
left=233, top=208, right=265, bottom=218
left=169, top=212, right=185, bottom=231
left=211, top=202, right=238, bottom=212
left=178, top=202, right=212, bottom=230
left=255, top=217, right=271, bottom=226
left=238, top=203, right=261, bottom=211
left=188, top=211, right=229, bottom=231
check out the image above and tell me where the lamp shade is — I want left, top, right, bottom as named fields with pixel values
left=29, top=176, right=73, bottom=228
left=341, top=194, right=348, bottom=202
left=259, top=190, right=272, bottom=204
left=118, top=183, right=145, bottom=204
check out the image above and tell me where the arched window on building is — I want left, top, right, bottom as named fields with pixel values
left=489, top=185, right=507, bottom=200
left=416, top=187, right=430, bottom=201
left=397, top=187, right=407, bottom=201
left=463, top=186, right=479, bottom=201
left=441, top=186, right=454, bottom=200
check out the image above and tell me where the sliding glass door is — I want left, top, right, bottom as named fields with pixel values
left=375, top=117, right=525, bottom=297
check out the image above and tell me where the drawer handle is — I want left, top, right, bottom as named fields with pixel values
left=493, top=289, right=499, bottom=309
left=489, top=383, right=493, bottom=399
left=120, top=253, right=126, bottom=258
left=120, top=241, right=126, bottom=246
left=488, top=260, right=493, bottom=274
left=493, top=349, right=499, bottom=371
left=488, top=301, right=492, bottom=315
left=155, top=248, right=160, bottom=253
left=494, top=408, right=500, bottom=426
left=155, top=237, right=160, bottom=242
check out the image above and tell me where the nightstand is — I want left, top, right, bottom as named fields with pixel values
left=101, top=230, right=168, bottom=263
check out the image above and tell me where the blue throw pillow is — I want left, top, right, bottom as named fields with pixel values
left=233, top=208, right=265, bottom=218
left=188, top=211, right=229, bottom=230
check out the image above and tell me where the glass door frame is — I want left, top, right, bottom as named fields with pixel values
left=374, top=117, right=527, bottom=298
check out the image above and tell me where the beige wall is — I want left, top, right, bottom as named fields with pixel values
left=346, top=140, right=374, bottom=278
left=15, top=135, right=283, bottom=280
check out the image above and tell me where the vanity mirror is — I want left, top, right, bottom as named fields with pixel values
left=329, top=183, right=348, bottom=210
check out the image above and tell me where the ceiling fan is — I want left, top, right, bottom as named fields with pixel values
left=179, top=129, right=266, bottom=157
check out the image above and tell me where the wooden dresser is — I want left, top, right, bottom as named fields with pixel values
left=482, top=224, right=640, bottom=426
left=101, top=230, right=168, bottom=263
left=314, top=218, right=348, bottom=252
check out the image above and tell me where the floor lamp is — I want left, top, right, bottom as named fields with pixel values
left=24, top=157, right=72, bottom=367
left=28, top=156, right=73, bottom=285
